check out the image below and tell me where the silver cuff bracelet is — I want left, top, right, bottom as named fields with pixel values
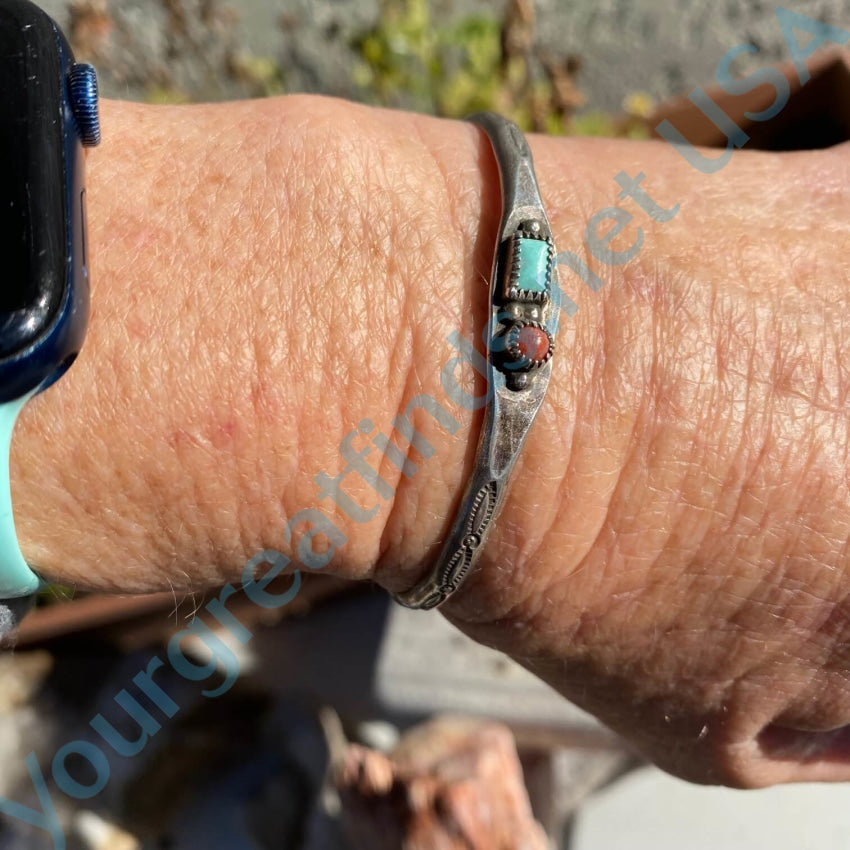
left=392, top=112, right=559, bottom=611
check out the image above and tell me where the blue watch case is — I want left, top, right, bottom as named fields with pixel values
left=0, top=0, right=99, bottom=403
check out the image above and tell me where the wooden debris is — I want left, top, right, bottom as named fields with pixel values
left=500, top=0, right=536, bottom=67
left=336, top=716, right=551, bottom=850
left=68, top=0, right=113, bottom=62
left=15, top=574, right=357, bottom=651
left=73, top=812, right=141, bottom=850
left=541, top=52, right=586, bottom=116
left=0, top=651, right=52, bottom=712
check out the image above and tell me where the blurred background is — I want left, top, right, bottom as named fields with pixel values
left=34, top=0, right=850, bottom=132
left=5, top=2, right=850, bottom=849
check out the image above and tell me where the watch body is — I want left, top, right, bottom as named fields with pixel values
left=0, top=0, right=99, bottom=403
left=0, top=0, right=100, bottom=596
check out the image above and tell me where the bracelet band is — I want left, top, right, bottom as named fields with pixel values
left=392, top=112, right=559, bottom=610
left=0, top=395, right=42, bottom=598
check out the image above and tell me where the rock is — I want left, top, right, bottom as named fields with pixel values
left=336, top=716, right=551, bottom=850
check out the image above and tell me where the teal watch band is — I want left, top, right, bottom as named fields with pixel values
left=0, top=396, right=42, bottom=598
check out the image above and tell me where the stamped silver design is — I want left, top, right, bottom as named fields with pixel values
left=438, top=480, right=499, bottom=593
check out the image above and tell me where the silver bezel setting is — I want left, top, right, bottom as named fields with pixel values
left=503, top=222, right=554, bottom=305
left=505, top=319, right=555, bottom=370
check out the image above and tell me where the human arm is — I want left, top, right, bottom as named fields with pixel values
left=13, top=94, right=850, bottom=787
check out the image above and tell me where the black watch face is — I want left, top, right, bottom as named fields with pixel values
left=0, top=0, right=67, bottom=357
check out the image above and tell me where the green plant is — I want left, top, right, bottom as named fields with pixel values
left=352, top=0, right=651, bottom=139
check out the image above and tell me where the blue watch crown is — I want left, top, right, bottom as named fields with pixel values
left=68, top=63, right=101, bottom=148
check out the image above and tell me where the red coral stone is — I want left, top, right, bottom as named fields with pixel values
left=516, top=325, right=550, bottom=361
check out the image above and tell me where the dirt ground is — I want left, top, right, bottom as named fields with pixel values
left=39, top=0, right=838, bottom=110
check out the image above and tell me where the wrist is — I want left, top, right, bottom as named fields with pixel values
left=7, top=95, right=504, bottom=593
left=7, top=94, right=632, bottom=604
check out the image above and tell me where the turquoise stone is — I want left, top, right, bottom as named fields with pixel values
left=516, top=238, right=550, bottom=293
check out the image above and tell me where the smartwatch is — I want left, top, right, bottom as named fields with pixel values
left=0, top=0, right=100, bottom=597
